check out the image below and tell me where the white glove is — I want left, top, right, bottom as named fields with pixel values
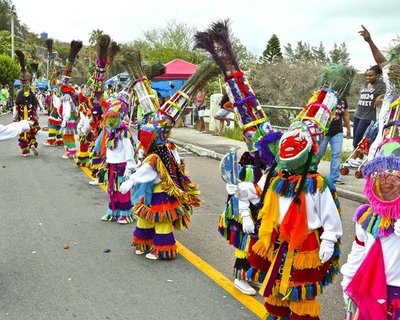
left=241, top=211, right=255, bottom=234
left=20, top=120, right=31, bottom=132
left=319, top=239, right=335, bottom=264
left=119, top=178, right=135, bottom=194
left=226, top=183, right=238, bottom=195
left=237, top=182, right=258, bottom=201
left=123, top=167, right=133, bottom=180
left=394, top=219, right=400, bottom=237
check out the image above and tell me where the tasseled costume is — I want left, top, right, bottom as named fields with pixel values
left=15, top=92, right=40, bottom=155
left=45, top=96, right=63, bottom=146
left=132, top=144, right=201, bottom=259
left=218, top=152, right=267, bottom=284
left=100, top=123, right=135, bottom=223
left=250, top=172, right=341, bottom=320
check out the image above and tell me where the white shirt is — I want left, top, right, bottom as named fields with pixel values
left=106, top=137, right=135, bottom=165
left=0, top=121, right=30, bottom=141
left=341, top=223, right=400, bottom=289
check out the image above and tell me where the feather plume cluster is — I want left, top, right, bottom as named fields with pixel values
left=181, top=60, right=220, bottom=97
left=45, top=39, right=53, bottom=54
left=15, top=50, right=26, bottom=72
left=144, top=62, right=166, bottom=80
left=319, top=63, right=355, bottom=98
left=108, top=42, right=120, bottom=64
left=97, top=35, right=111, bottom=62
left=68, top=40, right=83, bottom=63
left=30, top=62, right=39, bottom=75
left=194, top=19, right=239, bottom=77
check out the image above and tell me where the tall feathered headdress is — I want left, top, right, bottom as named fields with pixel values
left=139, top=60, right=220, bottom=153
left=122, top=50, right=165, bottom=116
left=46, top=39, right=59, bottom=86
left=15, top=50, right=29, bottom=90
left=61, top=40, right=83, bottom=85
left=195, top=19, right=279, bottom=153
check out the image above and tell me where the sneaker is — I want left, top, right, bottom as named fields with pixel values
left=117, top=216, right=128, bottom=224
left=135, top=249, right=146, bottom=255
left=21, top=153, right=30, bottom=157
left=101, top=214, right=111, bottom=221
left=62, top=154, right=69, bottom=159
left=89, top=180, right=99, bottom=186
left=145, top=252, right=159, bottom=260
left=233, top=279, right=257, bottom=296
left=43, top=141, right=53, bottom=146
left=31, top=146, right=39, bottom=156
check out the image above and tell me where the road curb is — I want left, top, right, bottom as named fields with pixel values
left=335, top=188, right=366, bottom=203
left=174, top=138, right=367, bottom=204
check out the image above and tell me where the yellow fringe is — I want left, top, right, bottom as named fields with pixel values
left=146, top=154, right=201, bottom=207
left=358, top=207, right=372, bottom=225
left=218, top=212, right=227, bottom=229
left=235, top=248, right=248, bottom=259
left=380, top=217, right=392, bottom=229
left=289, top=299, right=320, bottom=317
left=265, top=295, right=290, bottom=307
left=252, top=240, right=269, bottom=259
left=293, top=249, right=322, bottom=269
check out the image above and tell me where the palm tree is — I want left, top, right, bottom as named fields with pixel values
left=88, top=29, right=103, bottom=46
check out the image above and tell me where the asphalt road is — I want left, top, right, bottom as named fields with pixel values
left=0, top=114, right=361, bottom=320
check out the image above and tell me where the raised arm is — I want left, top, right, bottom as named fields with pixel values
left=359, top=25, right=387, bottom=66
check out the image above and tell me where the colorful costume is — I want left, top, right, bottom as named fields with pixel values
left=194, top=20, right=283, bottom=295
left=45, top=90, right=64, bottom=146
left=13, top=50, right=40, bottom=156
left=95, top=94, right=137, bottom=224
left=58, top=40, right=82, bottom=159
left=88, top=37, right=120, bottom=182
left=242, top=64, right=354, bottom=319
left=342, top=54, right=400, bottom=319
left=60, top=86, right=78, bottom=159
left=44, top=39, right=63, bottom=147
left=120, top=60, right=218, bottom=260
left=76, top=92, right=92, bottom=167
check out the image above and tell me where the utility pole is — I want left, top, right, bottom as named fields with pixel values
left=10, top=6, right=15, bottom=60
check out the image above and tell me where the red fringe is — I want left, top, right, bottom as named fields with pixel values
left=248, top=253, right=271, bottom=272
left=264, top=302, right=291, bottom=317
left=291, top=261, right=330, bottom=283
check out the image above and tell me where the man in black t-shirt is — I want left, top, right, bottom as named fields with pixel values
left=315, top=99, right=351, bottom=184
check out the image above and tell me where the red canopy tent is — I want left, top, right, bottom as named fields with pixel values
left=153, top=58, right=198, bottom=80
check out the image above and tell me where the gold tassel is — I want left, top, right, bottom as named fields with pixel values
left=293, top=249, right=322, bottom=269
left=289, top=299, right=320, bottom=317
left=265, top=295, right=290, bottom=307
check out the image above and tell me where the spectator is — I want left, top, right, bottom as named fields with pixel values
left=214, top=93, right=234, bottom=136
left=315, top=99, right=352, bottom=184
left=358, top=25, right=398, bottom=160
left=0, top=84, right=9, bottom=113
left=349, top=64, right=385, bottom=167
left=195, top=88, right=206, bottom=133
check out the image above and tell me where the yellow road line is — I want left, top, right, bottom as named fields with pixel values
left=80, top=164, right=266, bottom=319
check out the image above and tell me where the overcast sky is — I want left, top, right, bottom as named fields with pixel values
left=11, top=0, right=400, bottom=70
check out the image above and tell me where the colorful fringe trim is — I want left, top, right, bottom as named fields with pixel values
left=132, top=226, right=155, bottom=252
left=354, top=204, right=395, bottom=238
left=133, top=153, right=200, bottom=230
